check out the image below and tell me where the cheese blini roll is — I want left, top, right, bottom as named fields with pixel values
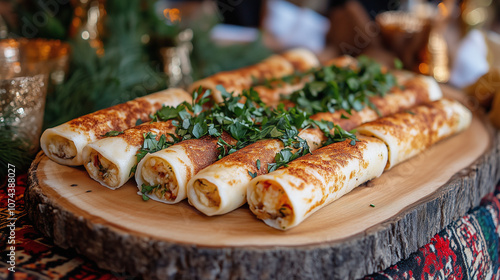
left=82, top=121, right=177, bottom=189
left=357, top=98, right=472, bottom=169
left=135, top=133, right=237, bottom=203
left=247, top=135, right=388, bottom=230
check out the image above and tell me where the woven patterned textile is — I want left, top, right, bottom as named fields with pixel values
left=1, top=174, right=500, bottom=279
left=365, top=183, right=500, bottom=280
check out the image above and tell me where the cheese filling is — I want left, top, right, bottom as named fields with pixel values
left=141, top=157, right=178, bottom=201
left=86, top=150, right=119, bottom=188
left=249, top=181, right=293, bottom=228
left=192, top=179, right=221, bottom=208
left=47, top=135, right=77, bottom=160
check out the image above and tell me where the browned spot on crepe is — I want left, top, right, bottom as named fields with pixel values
left=217, top=139, right=284, bottom=178
left=181, top=132, right=238, bottom=176
left=116, top=121, right=177, bottom=147
left=68, top=99, right=162, bottom=138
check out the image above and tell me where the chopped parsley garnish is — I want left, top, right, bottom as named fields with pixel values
left=285, top=56, right=397, bottom=115
left=134, top=84, right=358, bottom=177
left=268, top=148, right=299, bottom=172
left=133, top=59, right=384, bottom=178
left=101, top=130, right=124, bottom=137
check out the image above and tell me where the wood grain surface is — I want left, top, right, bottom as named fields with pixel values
left=26, top=86, right=500, bottom=280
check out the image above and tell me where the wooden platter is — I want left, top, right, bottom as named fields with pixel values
left=27, top=86, right=500, bottom=280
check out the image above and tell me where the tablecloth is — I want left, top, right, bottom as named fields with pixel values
left=1, top=174, right=500, bottom=279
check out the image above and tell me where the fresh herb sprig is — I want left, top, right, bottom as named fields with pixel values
left=287, top=56, right=397, bottom=115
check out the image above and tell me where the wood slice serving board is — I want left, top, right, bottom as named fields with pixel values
left=27, top=86, right=500, bottom=280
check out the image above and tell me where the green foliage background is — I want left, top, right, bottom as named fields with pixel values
left=1, top=0, right=271, bottom=177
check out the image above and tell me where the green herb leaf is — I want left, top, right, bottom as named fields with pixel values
left=248, top=170, right=257, bottom=178
left=192, top=122, right=206, bottom=138
left=101, top=130, right=124, bottom=137
left=140, top=184, right=162, bottom=201
left=270, top=127, right=284, bottom=138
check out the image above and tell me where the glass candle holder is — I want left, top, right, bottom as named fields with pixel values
left=0, top=74, right=48, bottom=153
left=0, top=38, right=70, bottom=154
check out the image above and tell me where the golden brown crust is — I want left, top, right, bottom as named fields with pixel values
left=180, top=132, right=238, bottom=176
left=286, top=139, right=367, bottom=194
left=217, top=139, right=284, bottom=177
left=296, top=139, right=370, bottom=216
left=189, top=55, right=295, bottom=103
left=363, top=98, right=460, bottom=151
left=114, top=121, right=177, bottom=147
left=193, top=55, right=294, bottom=92
left=310, top=111, right=364, bottom=131
left=67, top=99, right=161, bottom=138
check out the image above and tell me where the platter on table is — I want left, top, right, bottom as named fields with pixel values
left=27, top=86, right=500, bottom=279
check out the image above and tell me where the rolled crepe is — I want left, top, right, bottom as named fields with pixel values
left=82, top=121, right=177, bottom=190
left=247, top=135, right=388, bottom=230
left=186, top=129, right=326, bottom=216
left=253, top=82, right=308, bottom=107
left=188, top=48, right=319, bottom=103
left=40, top=88, right=191, bottom=166
left=186, top=75, right=442, bottom=216
left=188, top=55, right=293, bottom=104
left=357, top=98, right=472, bottom=169
left=279, top=48, right=320, bottom=72
left=135, top=133, right=237, bottom=203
